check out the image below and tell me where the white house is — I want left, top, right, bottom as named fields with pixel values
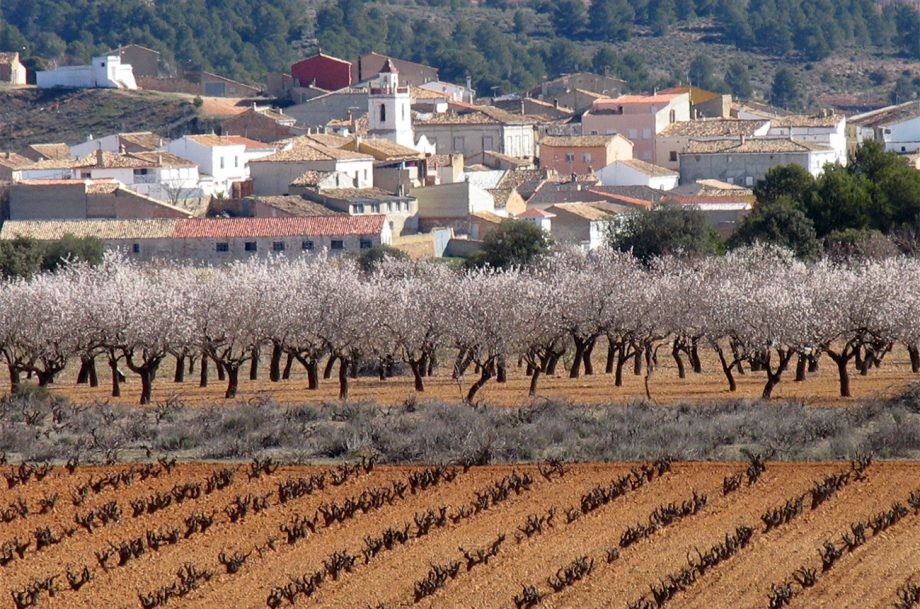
left=597, top=159, right=679, bottom=190
left=248, top=137, right=375, bottom=196
left=37, top=55, right=137, bottom=89
left=765, top=113, right=848, bottom=165
left=850, top=101, right=920, bottom=155
left=546, top=202, right=623, bottom=250
left=166, top=134, right=276, bottom=196
left=516, top=207, right=554, bottom=232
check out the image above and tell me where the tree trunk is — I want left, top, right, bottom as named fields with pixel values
left=77, top=358, right=91, bottom=384
left=569, top=338, right=585, bottom=379
left=283, top=353, right=294, bottom=380
left=808, top=355, right=820, bottom=373
left=8, top=364, right=20, bottom=394
left=496, top=355, right=507, bottom=383
left=546, top=352, right=561, bottom=375
left=409, top=360, right=425, bottom=392
left=324, top=355, right=337, bottom=380
left=174, top=355, right=185, bottom=383
left=338, top=358, right=350, bottom=401
left=216, top=359, right=226, bottom=381
left=306, top=359, right=319, bottom=390
left=249, top=348, right=260, bottom=381
left=827, top=353, right=852, bottom=398
left=672, top=340, right=686, bottom=379
left=270, top=343, right=283, bottom=382
left=795, top=354, right=807, bottom=382
left=909, top=345, right=920, bottom=374
left=418, top=353, right=429, bottom=378
left=605, top=341, right=616, bottom=374
left=633, top=348, right=642, bottom=376
left=529, top=366, right=541, bottom=396
left=714, top=347, right=737, bottom=392
left=139, top=369, right=153, bottom=405
left=453, top=349, right=474, bottom=379
left=108, top=358, right=120, bottom=398
left=465, top=364, right=493, bottom=403
left=761, top=351, right=794, bottom=400
left=225, top=364, right=240, bottom=399
left=614, top=345, right=633, bottom=387
left=690, top=342, right=702, bottom=373
left=87, top=358, right=98, bottom=387
left=199, top=352, right=209, bottom=388
left=582, top=338, right=596, bottom=376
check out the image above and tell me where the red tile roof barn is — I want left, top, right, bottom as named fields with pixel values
left=173, top=216, right=386, bottom=238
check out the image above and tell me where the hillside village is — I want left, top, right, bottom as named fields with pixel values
left=1, top=46, right=919, bottom=261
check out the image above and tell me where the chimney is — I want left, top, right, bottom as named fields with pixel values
left=740, top=134, right=746, bottom=145
left=120, top=144, right=126, bottom=154
left=520, top=100, right=525, bottom=115
left=96, top=148, right=104, bottom=166
left=553, top=98, right=559, bottom=109
left=157, top=153, right=162, bottom=165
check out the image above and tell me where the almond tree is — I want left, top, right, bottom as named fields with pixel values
left=96, top=261, right=194, bottom=404
left=374, top=259, right=454, bottom=392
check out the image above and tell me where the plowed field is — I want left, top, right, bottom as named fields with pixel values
left=1, top=461, right=918, bottom=609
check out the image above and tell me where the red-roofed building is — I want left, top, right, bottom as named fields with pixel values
left=0, top=216, right=391, bottom=263
left=517, top=207, right=555, bottom=232
left=291, top=53, right=353, bottom=91
left=582, top=92, right=691, bottom=163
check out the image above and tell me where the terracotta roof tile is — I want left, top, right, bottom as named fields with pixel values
left=25, top=143, right=71, bottom=161
left=617, top=158, right=678, bottom=177
left=541, top=135, right=628, bottom=148
left=173, top=216, right=386, bottom=238
left=186, top=134, right=275, bottom=150
left=684, top=138, right=832, bottom=154
left=658, top=119, right=769, bottom=138
left=0, top=219, right=177, bottom=240
left=0, top=152, right=34, bottom=169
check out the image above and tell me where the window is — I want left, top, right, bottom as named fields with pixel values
left=302, top=240, right=314, bottom=251
left=354, top=203, right=365, bottom=214
left=483, top=136, right=494, bottom=151
left=582, top=153, right=592, bottom=163
left=590, top=130, right=598, bottom=135
left=669, top=109, right=676, bottom=124
left=244, top=241, right=257, bottom=252
left=642, top=128, right=652, bottom=140
left=234, top=156, right=239, bottom=168
left=219, top=157, right=225, bottom=170
left=131, top=243, right=140, bottom=254
left=371, top=203, right=380, bottom=213
left=726, top=177, right=734, bottom=184
left=745, top=176, right=754, bottom=186
left=272, top=241, right=285, bottom=252
left=80, top=171, right=92, bottom=179
left=452, top=136, right=465, bottom=152
left=216, top=242, right=229, bottom=252
left=331, top=240, right=344, bottom=251
left=379, top=103, right=386, bottom=123
left=565, top=152, right=575, bottom=162
left=628, top=129, right=638, bottom=140
left=360, top=239, right=373, bottom=249
left=669, top=151, right=678, bottom=162
left=363, top=169, right=368, bottom=180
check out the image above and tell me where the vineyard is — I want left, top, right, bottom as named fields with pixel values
left=0, top=459, right=917, bottom=609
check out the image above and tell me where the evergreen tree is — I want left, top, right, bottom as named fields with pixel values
left=724, top=60, right=753, bottom=99
left=587, top=0, right=634, bottom=42
left=770, top=67, right=801, bottom=110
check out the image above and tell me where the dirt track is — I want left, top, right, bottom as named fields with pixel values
left=1, top=461, right=917, bottom=609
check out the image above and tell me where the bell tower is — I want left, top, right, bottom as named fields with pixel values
left=368, top=58, right=414, bottom=148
